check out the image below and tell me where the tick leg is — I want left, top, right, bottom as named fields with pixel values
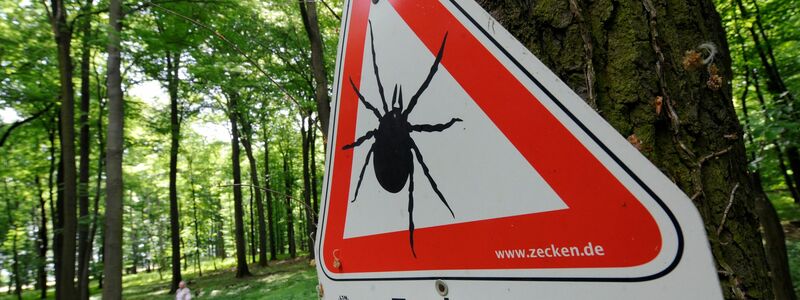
left=350, top=145, right=374, bottom=203
left=349, top=77, right=381, bottom=119
left=403, top=32, right=448, bottom=118
left=410, top=140, right=455, bottom=218
left=342, top=129, right=376, bottom=150
left=368, top=21, right=390, bottom=114
left=410, top=118, right=462, bottom=132
left=408, top=159, right=417, bottom=258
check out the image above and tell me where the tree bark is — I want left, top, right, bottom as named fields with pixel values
left=240, top=118, right=269, bottom=266
left=188, top=157, right=203, bottom=276
left=301, top=114, right=315, bottom=259
left=751, top=70, right=800, bottom=203
left=249, top=185, right=256, bottom=263
left=49, top=0, right=78, bottom=297
left=262, top=126, right=278, bottom=261
left=166, top=50, right=183, bottom=293
left=310, top=123, right=319, bottom=216
left=283, top=153, right=296, bottom=258
left=476, top=0, right=772, bottom=297
left=102, top=0, right=124, bottom=297
left=299, top=0, right=331, bottom=141
left=76, top=1, right=93, bottom=296
left=227, top=91, right=252, bottom=278
left=84, top=96, right=104, bottom=294
left=34, top=175, right=48, bottom=299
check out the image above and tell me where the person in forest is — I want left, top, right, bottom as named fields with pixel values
left=176, top=280, right=192, bottom=300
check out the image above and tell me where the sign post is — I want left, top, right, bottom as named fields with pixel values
left=315, top=0, right=723, bottom=298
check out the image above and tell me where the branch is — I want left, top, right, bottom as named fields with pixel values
left=716, top=183, right=740, bottom=236
left=315, top=0, right=341, bottom=21
left=218, top=183, right=317, bottom=225
left=150, top=3, right=302, bottom=108
left=0, top=104, right=55, bottom=148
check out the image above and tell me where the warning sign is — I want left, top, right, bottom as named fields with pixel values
left=316, top=0, right=722, bottom=298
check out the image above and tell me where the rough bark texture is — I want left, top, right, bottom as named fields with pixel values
left=299, top=0, right=332, bottom=141
left=166, top=51, right=183, bottom=293
left=476, top=0, right=771, bottom=298
left=227, top=92, right=251, bottom=278
left=49, top=0, right=78, bottom=297
left=102, top=0, right=124, bottom=297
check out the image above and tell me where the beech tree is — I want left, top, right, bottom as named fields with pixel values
left=475, top=0, right=779, bottom=297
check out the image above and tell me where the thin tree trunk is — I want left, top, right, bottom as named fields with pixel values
left=166, top=50, right=183, bottom=293
left=310, top=122, right=319, bottom=216
left=249, top=185, right=256, bottom=263
left=35, top=175, right=48, bottom=299
left=53, top=142, right=64, bottom=299
left=188, top=157, right=203, bottom=277
left=283, top=153, right=296, bottom=258
left=240, top=120, right=269, bottom=266
left=12, top=228, right=22, bottom=300
left=476, top=0, right=773, bottom=297
left=102, top=0, right=124, bottom=297
left=5, top=187, right=22, bottom=300
left=298, top=0, right=331, bottom=141
left=262, top=126, right=277, bottom=261
left=227, top=91, right=252, bottom=277
left=751, top=71, right=800, bottom=202
left=48, top=0, right=78, bottom=296
left=76, top=1, right=93, bottom=296
left=301, top=114, right=315, bottom=259
left=84, top=96, right=104, bottom=292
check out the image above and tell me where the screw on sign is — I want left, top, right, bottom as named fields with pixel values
left=341, top=21, right=461, bottom=257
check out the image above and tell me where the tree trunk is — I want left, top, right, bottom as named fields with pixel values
left=4, top=189, right=22, bottom=300
left=283, top=153, right=296, bottom=258
left=310, top=123, right=319, bottom=216
left=35, top=175, right=48, bottom=299
left=751, top=70, right=800, bottom=203
left=166, top=50, right=183, bottom=293
left=12, top=228, right=22, bottom=300
left=786, top=146, right=800, bottom=204
left=301, top=114, right=315, bottom=259
left=262, top=126, right=277, bottom=261
left=103, top=0, right=124, bottom=297
left=84, top=97, right=105, bottom=294
left=240, top=120, right=269, bottom=266
left=53, top=142, right=64, bottom=299
left=249, top=185, right=256, bottom=263
left=187, top=157, right=203, bottom=276
left=298, top=0, right=331, bottom=141
left=76, top=2, right=93, bottom=296
left=49, top=0, right=78, bottom=297
left=227, top=91, right=252, bottom=278
left=476, top=0, right=772, bottom=298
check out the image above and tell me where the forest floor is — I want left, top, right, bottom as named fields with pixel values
left=0, top=255, right=318, bottom=300
left=1, top=195, right=799, bottom=299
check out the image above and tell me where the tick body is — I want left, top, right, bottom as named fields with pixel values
left=342, top=21, right=461, bottom=257
left=373, top=110, right=413, bottom=193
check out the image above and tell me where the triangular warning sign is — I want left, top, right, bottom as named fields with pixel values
left=317, top=0, right=720, bottom=294
left=343, top=9, right=568, bottom=239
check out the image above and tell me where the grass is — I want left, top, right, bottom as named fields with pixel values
left=0, top=255, right=318, bottom=300
left=2, top=195, right=799, bottom=299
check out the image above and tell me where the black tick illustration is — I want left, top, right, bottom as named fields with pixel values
left=342, top=21, right=462, bottom=257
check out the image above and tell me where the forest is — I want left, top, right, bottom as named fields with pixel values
left=0, top=0, right=798, bottom=299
